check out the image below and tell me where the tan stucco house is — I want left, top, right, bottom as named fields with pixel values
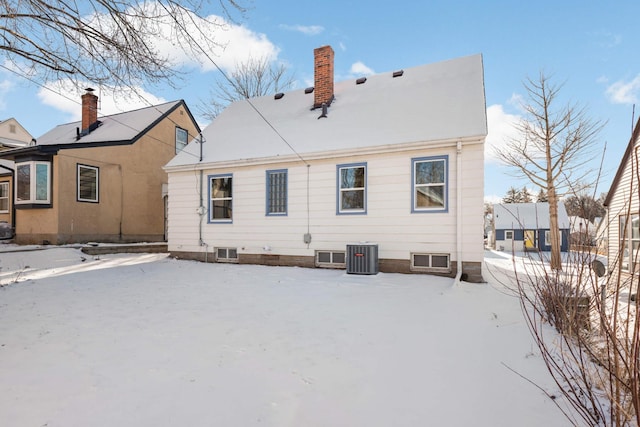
left=165, top=46, right=487, bottom=281
left=0, top=118, right=34, bottom=237
left=0, top=91, right=200, bottom=244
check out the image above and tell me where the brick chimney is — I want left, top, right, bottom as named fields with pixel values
left=313, top=45, right=334, bottom=108
left=81, top=88, right=98, bottom=132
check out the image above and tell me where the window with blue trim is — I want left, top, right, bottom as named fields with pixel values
left=209, top=174, right=232, bottom=222
left=412, top=156, right=447, bottom=212
left=337, top=163, right=366, bottom=214
left=266, top=169, right=287, bottom=215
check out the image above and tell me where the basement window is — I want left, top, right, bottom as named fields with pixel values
left=411, top=253, right=450, bottom=272
left=216, top=247, right=238, bottom=263
left=316, top=250, right=346, bottom=268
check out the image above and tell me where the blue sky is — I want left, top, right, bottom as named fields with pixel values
left=1, top=0, right=638, bottom=202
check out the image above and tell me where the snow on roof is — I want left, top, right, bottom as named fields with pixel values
left=493, top=203, right=571, bottom=230
left=167, top=54, right=487, bottom=168
left=36, top=100, right=184, bottom=146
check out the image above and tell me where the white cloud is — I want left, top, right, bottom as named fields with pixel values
left=485, top=104, right=521, bottom=163
left=278, top=24, right=324, bottom=36
left=605, top=74, right=640, bottom=104
left=350, top=61, right=374, bottom=76
left=37, top=81, right=166, bottom=122
left=84, top=3, right=279, bottom=75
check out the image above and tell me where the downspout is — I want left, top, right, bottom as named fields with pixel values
left=197, top=133, right=208, bottom=261
left=454, top=141, right=463, bottom=285
left=0, top=164, right=16, bottom=236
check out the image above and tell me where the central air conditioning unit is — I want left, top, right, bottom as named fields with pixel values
left=346, top=243, right=379, bottom=275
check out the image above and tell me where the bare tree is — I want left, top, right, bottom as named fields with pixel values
left=0, top=0, right=245, bottom=91
left=198, top=55, right=295, bottom=120
left=495, top=72, right=604, bottom=270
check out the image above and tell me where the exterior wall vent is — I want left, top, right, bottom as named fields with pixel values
left=346, top=243, right=378, bottom=275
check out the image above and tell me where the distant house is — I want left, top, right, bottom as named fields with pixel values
left=0, top=118, right=34, bottom=237
left=493, top=202, right=570, bottom=252
left=603, top=117, right=640, bottom=274
left=0, top=90, right=200, bottom=244
left=165, top=46, right=488, bottom=282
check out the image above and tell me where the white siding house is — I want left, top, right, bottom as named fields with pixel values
left=165, top=46, right=487, bottom=282
left=603, top=117, right=640, bottom=275
left=493, top=203, right=571, bottom=252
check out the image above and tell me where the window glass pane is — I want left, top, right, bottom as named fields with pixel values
left=414, top=254, right=429, bottom=267
left=79, top=166, right=98, bottom=201
left=0, top=183, right=7, bottom=211
left=217, top=248, right=227, bottom=258
left=176, top=128, right=188, bottom=153
left=632, top=216, right=640, bottom=240
left=267, top=171, right=287, bottom=214
left=415, top=186, right=444, bottom=208
left=35, top=163, right=49, bottom=201
left=212, top=177, right=232, bottom=198
left=228, top=248, right=238, bottom=259
left=318, top=252, right=331, bottom=263
left=16, top=164, right=30, bottom=201
left=341, top=190, right=364, bottom=210
left=415, top=160, right=444, bottom=185
left=211, top=199, right=232, bottom=219
left=341, top=167, right=364, bottom=188
left=432, top=255, right=449, bottom=268
left=333, top=252, right=346, bottom=263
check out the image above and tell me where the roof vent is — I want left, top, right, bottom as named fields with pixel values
left=304, top=87, right=314, bottom=94
left=392, top=70, right=404, bottom=78
left=356, top=77, right=367, bottom=85
left=274, top=92, right=284, bottom=100
left=317, top=103, right=328, bottom=120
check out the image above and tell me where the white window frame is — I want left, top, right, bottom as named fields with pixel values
left=216, top=247, right=238, bottom=263
left=176, top=127, right=189, bottom=153
left=411, top=253, right=451, bottom=272
left=412, top=156, right=448, bottom=213
left=77, top=164, right=99, bottom=203
left=337, top=163, right=367, bottom=215
left=505, top=230, right=514, bottom=240
left=316, top=250, right=346, bottom=268
left=620, top=214, right=640, bottom=272
left=0, top=182, right=9, bottom=213
left=266, top=169, right=288, bottom=216
left=209, top=174, right=233, bottom=223
left=15, top=160, right=51, bottom=205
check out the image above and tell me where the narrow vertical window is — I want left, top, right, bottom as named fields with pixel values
left=266, top=169, right=287, bottom=216
left=412, top=156, right=448, bottom=212
left=209, top=174, right=232, bottom=222
left=0, top=182, right=8, bottom=213
left=77, top=164, right=99, bottom=203
left=176, top=127, right=189, bottom=153
left=337, top=163, right=366, bottom=214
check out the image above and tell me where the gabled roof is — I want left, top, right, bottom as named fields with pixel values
left=493, top=203, right=571, bottom=230
left=603, top=116, right=640, bottom=207
left=0, top=100, right=198, bottom=160
left=166, top=54, right=487, bottom=168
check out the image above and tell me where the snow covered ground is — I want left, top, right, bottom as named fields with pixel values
left=0, top=245, right=572, bottom=426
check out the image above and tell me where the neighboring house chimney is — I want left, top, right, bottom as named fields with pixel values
left=314, top=45, right=334, bottom=108
left=81, top=88, right=98, bottom=132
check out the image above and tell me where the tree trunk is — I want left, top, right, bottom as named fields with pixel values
left=548, top=186, right=562, bottom=271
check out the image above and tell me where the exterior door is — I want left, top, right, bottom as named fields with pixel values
left=503, top=230, right=513, bottom=251
left=524, top=230, right=536, bottom=251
